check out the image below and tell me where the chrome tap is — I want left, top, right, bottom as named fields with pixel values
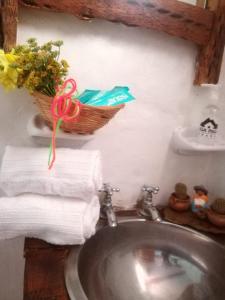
left=139, top=185, right=162, bottom=222
left=99, top=183, right=120, bottom=227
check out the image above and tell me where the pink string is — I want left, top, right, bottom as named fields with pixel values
left=48, top=78, right=81, bottom=170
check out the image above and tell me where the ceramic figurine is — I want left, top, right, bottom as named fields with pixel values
left=169, top=183, right=190, bottom=212
left=192, top=185, right=209, bottom=218
left=207, top=198, right=225, bottom=227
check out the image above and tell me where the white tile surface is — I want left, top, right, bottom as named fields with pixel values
left=0, top=7, right=225, bottom=300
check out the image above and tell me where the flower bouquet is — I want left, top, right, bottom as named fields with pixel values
left=0, top=38, right=68, bottom=95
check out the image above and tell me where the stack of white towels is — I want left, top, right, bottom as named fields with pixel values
left=0, top=146, right=102, bottom=245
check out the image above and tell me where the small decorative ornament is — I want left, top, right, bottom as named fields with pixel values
left=48, top=78, right=81, bottom=170
left=169, top=183, right=191, bottom=212
left=207, top=198, right=225, bottom=228
left=211, top=198, right=225, bottom=214
left=191, top=185, right=209, bottom=218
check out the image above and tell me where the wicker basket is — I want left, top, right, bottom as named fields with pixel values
left=33, top=92, right=124, bottom=134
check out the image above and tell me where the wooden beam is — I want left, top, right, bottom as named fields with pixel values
left=194, top=0, right=225, bottom=84
left=0, top=6, right=4, bottom=49
left=23, top=238, right=71, bottom=300
left=1, top=0, right=18, bottom=51
left=19, top=0, right=214, bottom=46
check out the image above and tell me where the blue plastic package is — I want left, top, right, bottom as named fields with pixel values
left=76, top=89, right=100, bottom=104
left=86, top=90, right=109, bottom=103
left=64, top=82, right=135, bottom=106
left=84, top=86, right=134, bottom=106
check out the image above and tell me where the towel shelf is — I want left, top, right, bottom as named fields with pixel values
left=27, top=114, right=94, bottom=144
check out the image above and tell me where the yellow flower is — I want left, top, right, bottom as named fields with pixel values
left=0, top=50, right=19, bottom=90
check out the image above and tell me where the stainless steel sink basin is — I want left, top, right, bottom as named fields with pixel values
left=65, top=218, right=225, bottom=300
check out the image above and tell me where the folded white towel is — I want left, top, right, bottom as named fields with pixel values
left=0, top=146, right=102, bottom=200
left=0, top=194, right=100, bottom=245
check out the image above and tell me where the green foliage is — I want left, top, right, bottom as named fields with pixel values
left=175, top=182, right=188, bottom=200
left=9, top=38, right=69, bottom=96
left=212, top=198, right=225, bottom=215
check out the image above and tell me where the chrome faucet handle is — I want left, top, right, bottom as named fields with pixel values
left=142, top=185, right=160, bottom=206
left=99, top=183, right=120, bottom=197
left=139, top=185, right=161, bottom=222
left=142, top=185, right=160, bottom=195
left=99, top=183, right=119, bottom=227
